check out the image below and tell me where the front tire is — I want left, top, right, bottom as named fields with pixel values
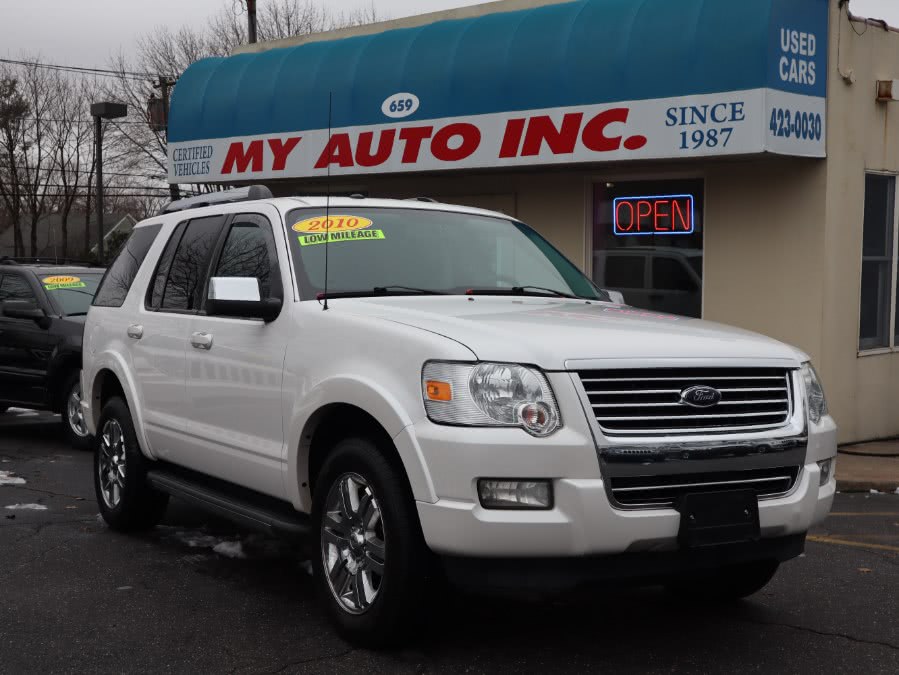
left=312, top=436, right=427, bottom=648
left=94, top=397, right=168, bottom=532
left=61, top=371, right=92, bottom=451
left=667, top=560, right=780, bottom=601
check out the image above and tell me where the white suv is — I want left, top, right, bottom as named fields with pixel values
left=82, top=188, right=837, bottom=645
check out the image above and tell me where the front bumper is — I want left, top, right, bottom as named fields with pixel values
left=410, top=367, right=837, bottom=559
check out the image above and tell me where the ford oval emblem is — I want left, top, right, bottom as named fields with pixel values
left=679, top=385, right=722, bottom=408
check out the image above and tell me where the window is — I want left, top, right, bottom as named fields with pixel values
left=0, top=274, right=37, bottom=303
left=602, top=255, right=645, bottom=289
left=594, top=179, right=704, bottom=317
left=93, top=225, right=162, bottom=308
left=45, top=273, right=103, bottom=315
left=147, top=222, right=187, bottom=310
left=653, top=256, right=698, bottom=291
left=213, top=215, right=277, bottom=300
left=859, top=174, right=898, bottom=350
left=284, top=208, right=604, bottom=300
left=160, top=216, right=225, bottom=312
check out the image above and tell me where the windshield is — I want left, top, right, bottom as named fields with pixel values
left=40, top=273, right=103, bottom=315
left=286, top=207, right=605, bottom=300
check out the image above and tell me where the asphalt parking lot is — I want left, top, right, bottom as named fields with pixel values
left=1, top=409, right=897, bottom=674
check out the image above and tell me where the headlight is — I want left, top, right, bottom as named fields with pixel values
left=422, top=361, right=561, bottom=436
left=800, top=362, right=828, bottom=424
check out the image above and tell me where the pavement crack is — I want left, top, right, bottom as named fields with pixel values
left=253, top=648, right=356, bottom=674
left=741, top=617, right=899, bottom=651
left=10, top=485, right=87, bottom=501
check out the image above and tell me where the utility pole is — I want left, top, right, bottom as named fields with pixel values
left=151, top=76, right=180, bottom=202
left=90, top=102, right=128, bottom=265
left=247, top=0, right=258, bottom=44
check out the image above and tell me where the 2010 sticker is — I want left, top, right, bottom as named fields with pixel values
left=43, top=275, right=86, bottom=290
left=292, top=215, right=374, bottom=233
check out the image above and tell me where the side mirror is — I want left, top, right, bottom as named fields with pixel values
left=605, top=290, right=626, bottom=305
left=3, top=300, right=49, bottom=327
left=206, top=277, right=282, bottom=323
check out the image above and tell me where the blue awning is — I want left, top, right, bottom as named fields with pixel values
left=168, top=0, right=828, bottom=183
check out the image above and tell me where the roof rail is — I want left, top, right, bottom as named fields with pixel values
left=406, top=197, right=438, bottom=203
left=161, top=185, right=274, bottom=214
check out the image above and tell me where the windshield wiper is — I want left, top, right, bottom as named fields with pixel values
left=465, top=286, right=581, bottom=299
left=65, top=312, right=88, bottom=316
left=317, top=286, right=447, bottom=300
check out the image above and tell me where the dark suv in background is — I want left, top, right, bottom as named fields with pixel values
left=0, top=259, right=105, bottom=449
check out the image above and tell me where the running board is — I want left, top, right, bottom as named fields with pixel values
left=146, top=468, right=311, bottom=538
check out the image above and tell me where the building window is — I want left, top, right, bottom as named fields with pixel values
left=593, top=179, right=704, bottom=318
left=859, top=174, right=898, bottom=351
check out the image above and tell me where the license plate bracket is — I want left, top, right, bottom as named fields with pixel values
left=677, top=489, right=761, bottom=548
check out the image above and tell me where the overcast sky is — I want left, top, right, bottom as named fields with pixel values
left=0, top=0, right=897, bottom=68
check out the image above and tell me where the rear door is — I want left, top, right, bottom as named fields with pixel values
left=134, top=215, right=226, bottom=459
left=182, top=208, right=289, bottom=498
left=0, top=271, right=55, bottom=406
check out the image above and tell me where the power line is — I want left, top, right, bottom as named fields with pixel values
left=0, top=164, right=167, bottom=180
left=0, top=57, right=158, bottom=82
left=7, top=116, right=155, bottom=127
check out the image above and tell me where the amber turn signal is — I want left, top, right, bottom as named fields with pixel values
left=425, top=380, right=452, bottom=401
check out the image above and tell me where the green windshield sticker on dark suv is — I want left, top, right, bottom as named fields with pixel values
left=298, top=230, right=386, bottom=247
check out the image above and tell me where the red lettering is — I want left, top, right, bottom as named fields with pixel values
left=615, top=200, right=634, bottom=232
left=314, top=133, right=354, bottom=169
left=521, top=113, right=583, bottom=157
left=653, top=199, right=670, bottom=231
left=581, top=108, right=630, bottom=152
left=499, top=118, right=526, bottom=158
left=222, top=140, right=264, bottom=174
left=268, top=137, right=301, bottom=171
left=672, top=198, right=691, bottom=231
left=398, top=127, right=433, bottom=164
left=431, top=123, right=481, bottom=162
left=636, top=200, right=652, bottom=232
left=355, top=129, right=396, bottom=167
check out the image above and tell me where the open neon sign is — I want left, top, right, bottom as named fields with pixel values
left=613, top=194, right=694, bottom=236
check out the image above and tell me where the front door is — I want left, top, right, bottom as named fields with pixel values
left=185, top=211, right=289, bottom=498
left=0, top=273, right=54, bottom=406
left=132, top=216, right=225, bottom=458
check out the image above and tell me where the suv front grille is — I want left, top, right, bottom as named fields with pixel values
left=577, top=368, right=793, bottom=435
left=609, top=466, right=800, bottom=507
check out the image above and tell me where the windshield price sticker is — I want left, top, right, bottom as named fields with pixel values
left=292, top=215, right=385, bottom=246
left=43, top=275, right=86, bottom=290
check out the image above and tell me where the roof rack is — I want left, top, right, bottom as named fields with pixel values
left=0, top=256, right=101, bottom=267
left=405, top=197, right=438, bottom=203
left=161, top=185, right=274, bottom=214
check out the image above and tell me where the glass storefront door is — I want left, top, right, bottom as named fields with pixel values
left=593, top=179, right=704, bottom=318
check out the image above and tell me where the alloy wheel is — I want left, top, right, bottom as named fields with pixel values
left=98, top=419, right=127, bottom=509
left=66, top=384, right=89, bottom=438
left=320, top=472, right=387, bottom=615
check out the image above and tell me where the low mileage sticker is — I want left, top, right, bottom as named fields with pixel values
left=43, top=275, right=86, bottom=290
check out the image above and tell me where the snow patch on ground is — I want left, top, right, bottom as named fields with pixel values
left=0, top=471, right=25, bottom=486
left=869, top=489, right=882, bottom=494
left=212, top=541, right=246, bottom=559
left=895, top=487, right=899, bottom=495
left=299, top=560, right=313, bottom=576
left=4, top=503, right=47, bottom=510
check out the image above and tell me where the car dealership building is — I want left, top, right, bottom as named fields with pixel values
left=167, top=0, right=899, bottom=444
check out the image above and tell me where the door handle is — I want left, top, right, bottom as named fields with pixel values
left=190, top=332, right=213, bottom=350
left=127, top=324, right=143, bottom=340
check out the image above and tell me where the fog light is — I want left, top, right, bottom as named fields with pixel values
left=817, top=458, right=834, bottom=486
left=477, top=479, right=553, bottom=509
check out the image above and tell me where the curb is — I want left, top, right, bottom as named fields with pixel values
left=836, top=479, right=899, bottom=494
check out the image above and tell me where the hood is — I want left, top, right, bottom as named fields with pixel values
left=332, top=296, right=804, bottom=370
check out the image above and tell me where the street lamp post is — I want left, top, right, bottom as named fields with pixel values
left=90, top=102, right=128, bottom=264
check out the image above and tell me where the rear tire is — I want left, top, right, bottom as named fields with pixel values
left=311, top=436, right=427, bottom=648
left=61, top=371, right=92, bottom=451
left=94, top=397, right=168, bottom=532
left=667, top=560, right=780, bottom=601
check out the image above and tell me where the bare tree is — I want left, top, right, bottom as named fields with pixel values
left=0, top=74, right=29, bottom=256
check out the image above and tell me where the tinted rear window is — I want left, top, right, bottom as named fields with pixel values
left=93, top=225, right=162, bottom=308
